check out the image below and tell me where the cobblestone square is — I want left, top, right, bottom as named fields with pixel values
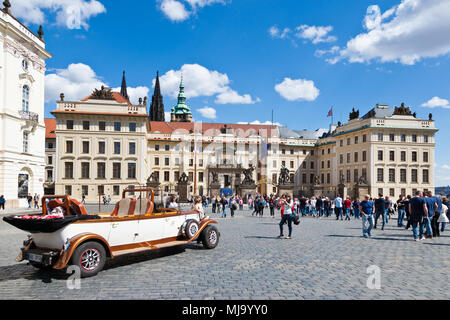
left=0, top=207, right=449, bottom=300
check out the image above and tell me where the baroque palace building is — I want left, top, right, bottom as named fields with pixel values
left=0, top=2, right=52, bottom=208
left=47, top=72, right=438, bottom=203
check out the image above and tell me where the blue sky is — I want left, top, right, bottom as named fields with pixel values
left=10, top=0, right=450, bottom=185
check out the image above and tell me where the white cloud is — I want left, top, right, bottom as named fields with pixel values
left=165, top=112, right=172, bottom=121
left=421, top=96, right=450, bottom=109
left=215, top=89, right=259, bottom=105
left=442, top=164, right=450, bottom=170
left=159, top=0, right=226, bottom=22
left=156, top=64, right=258, bottom=105
left=295, top=25, right=337, bottom=44
left=274, top=78, right=320, bottom=102
left=45, top=63, right=149, bottom=105
left=196, top=106, right=217, bottom=119
left=333, top=0, right=450, bottom=65
left=268, top=26, right=291, bottom=39
left=315, top=46, right=340, bottom=57
left=160, top=0, right=190, bottom=22
left=11, top=0, right=106, bottom=30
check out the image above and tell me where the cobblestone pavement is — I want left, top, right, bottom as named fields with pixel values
left=0, top=207, right=449, bottom=300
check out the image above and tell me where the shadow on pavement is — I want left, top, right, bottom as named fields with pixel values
left=244, top=236, right=282, bottom=240
left=0, top=263, right=68, bottom=283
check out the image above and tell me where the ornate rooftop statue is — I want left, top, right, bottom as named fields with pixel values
left=91, top=86, right=114, bottom=100
left=393, top=102, right=412, bottom=116
left=429, top=113, right=433, bottom=121
left=313, top=175, right=321, bottom=186
left=349, top=108, right=359, bottom=120
left=358, top=175, right=367, bottom=185
left=211, top=171, right=219, bottom=183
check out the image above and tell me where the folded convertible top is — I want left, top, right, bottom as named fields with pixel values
left=3, top=215, right=101, bottom=233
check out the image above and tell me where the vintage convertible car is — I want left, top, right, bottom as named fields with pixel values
left=3, top=187, right=219, bottom=277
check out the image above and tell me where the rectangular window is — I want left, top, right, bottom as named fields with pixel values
left=302, top=174, right=306, bottom=184
left=165, top=158, right=170, bottom=166
left=389, top=151, right=395, bottom=161
left=99, top=121, right=106, bottom=131
left=113, top=163, right=121, bottom=179
left=128, top=163, right=136, bottom=179
left=340, top=154, right=343, bottom=164
left=354, top=136, right=359, bottom=144
left=23, top=132, right=29, bottom=153
left=114, top=122, right=121, bottom=131
left=82, top=186, right=88, bottom=196
left=83, top=121, right=90, bottom=130
left=411, top=169, right=418, bottom=183
left=378, top=133, right=383, bottom=141
left=47, top=169, right=53, bottom=180
left=113, top=186, right=120, bottom=196
left=65, top=162, right=73, bottom=179
left=82, top=141, right=89, bottom=154
left=354, top=169, right=359, bottom=183
left=67, top=120, right=74, bottom=130
left=412, top=134, right=417, bottom=142
left=188, top=172, right=194, bottom=182
left=347, top=153, right=350, bottom=163
left=390, top=188, right=395, bottom=197
left=389, top=168, right=395, bottom=182
left=346, top=170, right=351, bottom=183
left=423, top=135, right=429, bottom=143
left=114, top=142, right=121, bottom=154
left=401, top=151, right=406, bottom=162
left=378, top=150, right=383, bottom=161
left=97, top=162, right=106, bottom=179
left=310, top=161, right=314, bottom=169
left=354, top=152, right=359, bottom=163
left=423, top=169, right=429, bottom=183
left=362, top=151, right=367, bottom=162
left=154, top=157, right=159, bottom=166
left=65, top=185, right=72, bottom=196
left=174, top=171, right=179, bottom=182
left=340, top=140, right=343, bottom=147
left=401, top=134, right=406, bottom=142
left=290, top=161, right=294, bottom=169
left=423, top=152, right=429, bottom=163
left=327, top=173, right=330, bottom=184
left=81, top=162, right=90, bottom=179
left=129, top=142, right=136, bottom=155
left=321, top=161, right=324, bottom=169
left=400, top=169, right=407, bottom=183
left=129, top=122, right=136, bottom=132
left=347, top=138, right=351, bottom=145
left=363, top=134, right=367, bottom=143
left=155, top=145, right=160, bottom=151
left=165, top=145, right=170, bottom=151
left=98, top=141, right=105, bottom=154
left=389, top=134, right=395, bottom=142
left=302, top=162, right=306, bottom=169
left=164, top=171, right=170, bottom=182
left=327, top=160, right=330, bottom=168
left=377, top=168, right=384, bottom=182
left=199, top=172, right=204, bottom=182
left=412, top=151, right=417, bottom=162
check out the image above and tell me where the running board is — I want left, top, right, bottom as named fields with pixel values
left=111, top=240, right=188, bottom=257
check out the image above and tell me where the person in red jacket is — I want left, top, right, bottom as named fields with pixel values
left=344, top=196, right=352, bottom=221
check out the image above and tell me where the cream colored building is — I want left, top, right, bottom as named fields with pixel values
left=0, top=4, right=52, bottom=208
left=312, top=104, right=437, bottom=199
left=52, top=87, right=148, bottom=202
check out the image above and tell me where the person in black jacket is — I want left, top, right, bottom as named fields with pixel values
left=374, top=194, right=386, bottom=230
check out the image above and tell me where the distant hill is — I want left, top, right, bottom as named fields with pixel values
left=436, top=186, right=450, bottom=196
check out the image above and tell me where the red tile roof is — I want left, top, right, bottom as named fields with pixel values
left=149, top=122, right=279, bottom=138
left=44, top=118, right=56, bottom=139
left=81, top=92, right=132, bottom=105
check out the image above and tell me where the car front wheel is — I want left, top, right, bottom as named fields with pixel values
left=70, top=241, right=106, bottom=278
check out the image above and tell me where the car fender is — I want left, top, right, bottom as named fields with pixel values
left=187, top=219, right=218, bottom=242
left=53, top=233, right=112, bottom=270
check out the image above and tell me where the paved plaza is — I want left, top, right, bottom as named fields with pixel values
left=0, top=206, right=449, bottom=300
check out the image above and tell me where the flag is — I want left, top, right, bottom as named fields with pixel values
left=327, top=108, right=333, bottom=117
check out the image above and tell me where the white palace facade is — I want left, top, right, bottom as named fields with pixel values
left=0, top=4, right=51, bottom=208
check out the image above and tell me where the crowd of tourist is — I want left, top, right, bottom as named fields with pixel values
left=183, top=191, right=449, bottom=242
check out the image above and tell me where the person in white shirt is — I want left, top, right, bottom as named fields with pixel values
left=334, top=195, right=343, bottom=220
left=277, top=196, right=294, bottom=239
left=193, top=196, right=207, bottom=220
left=438, top=198, right=449, bottom=232
left=310, top=197, right=317, bottom=217
left=168, top=196, right=178, bottom=209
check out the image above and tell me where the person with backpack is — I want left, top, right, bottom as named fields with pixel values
left=229, top=196, right=237, bottom=218
left=220, top=196, right=228, bottom=218
left=0, top=195, right=5, bottom=210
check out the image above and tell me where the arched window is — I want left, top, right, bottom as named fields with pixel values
left=22, top=85, right=30, bottom=112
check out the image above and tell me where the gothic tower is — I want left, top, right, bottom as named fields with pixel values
left=120, top=71, right=129, bottom=101
left=149, top=71, right=165, bottom=121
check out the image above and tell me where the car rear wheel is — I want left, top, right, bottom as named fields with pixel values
left=201, top=225, right=220, bottom=249
left=184, top=220, right=200, bottom=239
left=70, top=241, right=106, bottom=278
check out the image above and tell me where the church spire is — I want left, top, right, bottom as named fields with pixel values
left=120, top=71, right=129, bottom=101
left=149, top=71, right=165, bottom=122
